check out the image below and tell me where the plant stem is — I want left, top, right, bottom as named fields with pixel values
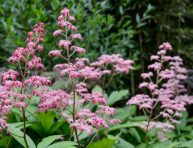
left=22, top=108, right=29, bottom=148
left=71, top=78, right=81, bottom=148
left=86, top=132, right=98, bottom=148
left=65, top=26, right=81, bottom=148
left=19, top=57, right=29, bottom=148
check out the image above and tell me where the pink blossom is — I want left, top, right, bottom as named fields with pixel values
left=87, top=117, right=108, bottom=129
left=58, top=40, right=71, bottom=49
left=71, top=121, right=93, bottom=134
left=159, top=42, right=172, bottom=50
left=60, top=8, right=70, bottom=17
left=69, top=16, right=75, bottom=22
left=15, top=102, right=27, bottom=109
left=27, top=56, right=44, bottom=70
left=37, top=45, right=44, bottom=52
left=159, top=69, right=175, bottom=79
left=97, top=105, right=115, bottom=116
left=24, top=76, right=51, bottom=87
left=109, top=119, right=121, bottom=125
left=0, top=119, right=8, bottom=128
left=91, top=91, right=107, bottom=105
left=141, top=72, right=153, bottom=79
left=71, top=46, right=85, bottom=54
left=151, top=55, right=159, bottom=61
left=76, top=109, right=96, bottom=118
left=53, top=29, right=64, bottom=37
left=1, top=70, right=19, bottom=84
left=71, top=34, right=82, bottom=40
left=148, top=62, right=162, bottom=71
left=48, top=50, right=62, bottom=57
left=157, top=50, right=166, bottom=55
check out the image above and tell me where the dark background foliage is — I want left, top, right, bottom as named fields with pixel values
left=1, top=0, right=193, bottom=94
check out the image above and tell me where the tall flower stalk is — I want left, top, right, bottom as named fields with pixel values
left=45, top=8, right=134, bottom=147
left=0, top=22, right=52, bottom=147
left=127, top=42, right=193, bottom=141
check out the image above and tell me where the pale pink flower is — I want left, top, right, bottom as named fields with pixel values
left=48, top=50, right=62, bottom=57
left=60, top=8, right=70, bottom=17
left=71, top=46, right=85, bottom=54
left=53, top=29, right=64, bottom=37
left=58, top=40, right=71, bottom=49
left=71, top=34, right=82, bottom=40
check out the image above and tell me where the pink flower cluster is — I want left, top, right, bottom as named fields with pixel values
left=37, top=89, right=70, bottom=112
left=54, top=58, right=103, bottom=80
left=49, top=8, right=85, bottom=57
left=91, top=54, right=134, bottom=74
left=8, top=22, right=45, bottom=70
left=0, top=23, right=49, bottom=129
left=127, top=42, right=193, bottom=133
left=43, top=8, right=125, bottom=135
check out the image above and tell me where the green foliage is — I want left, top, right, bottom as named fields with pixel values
left=30, top=111, right=70, bottom=137
left=108, top=89, right=129, bottom=106
left=115, top=138, right=134, bottom=148
left=114, top=106, right=136, bottom=121
left=88, top=137, right=116, bottom=148
left=37, top=135, right=76, bottom=148
left=7, top=125, right=36, bottom=148
left=46, top=141, right=77, bottom=148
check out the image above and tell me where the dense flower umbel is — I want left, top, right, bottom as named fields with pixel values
left=91, top=54, right=134, bottom=74
left=127, top=42, right=193, bottom=138
left=0, top=23, right=49, bottom=129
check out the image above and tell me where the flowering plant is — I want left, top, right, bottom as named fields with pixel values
left=0, top=7, right=133, bottom=148
left=45, top=8, right=134, bottom=147
left=127, top=42, right=193, bottom=141
left=1, top=6, right=193, bottom=148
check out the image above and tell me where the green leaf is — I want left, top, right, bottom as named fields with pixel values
left=114, top=106, right=136, bottom=121
left=136, top=14, right=140, bottom=24
left=47, top=141, right=77, bottom=148
left=88, top=138, right=116, bottom=148
left=9, top=122, right=32, bottom=129
left=151, top=141, right=180, bottom=148
left=7, top=125, right=36, bottom=148
left=92, top=85, right=103, bottom=94
left=108, top=122, right=138, bottom=133
left=49, top=120, right=66, bottom=133
left=37, top=110, right=57, bottom=133
left=116, top=138, right=134, bottom=148
left=0, top=136, right=11, bottom=147
left=129, top=128, right=142, bottom=143
left=37, top=135, right=63, bottom=148
left=179, top=140, right=193, bottom=147
left=108, top=89, right=128, bottom=106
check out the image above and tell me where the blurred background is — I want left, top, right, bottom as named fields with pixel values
left=1, top=0, right=193, bottom=95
